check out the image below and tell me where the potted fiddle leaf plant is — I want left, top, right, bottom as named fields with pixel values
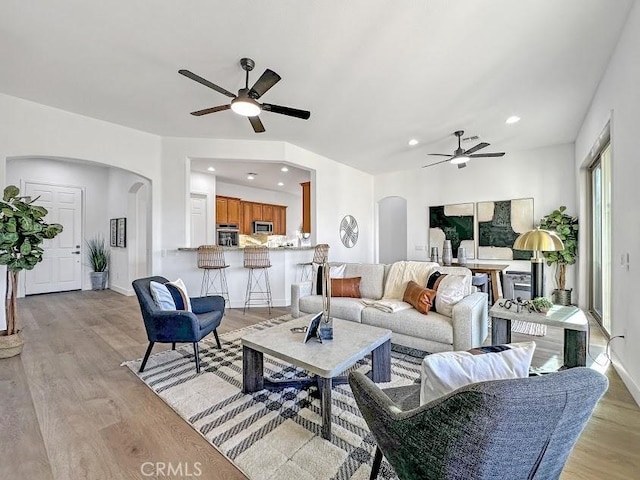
left=0, top=185, right=63, bottom=358
left=539, top=206, right=578, bottom=306
left=86, top=236, right=110, bottom=290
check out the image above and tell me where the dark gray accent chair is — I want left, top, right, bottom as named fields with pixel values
left=349, top=367, right=608, bottom=480
left=132, top=276, right=224, bottom=374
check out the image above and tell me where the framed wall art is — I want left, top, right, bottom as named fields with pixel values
left=116, top=217, right=127, bottom=248
left=110, top=218, right=118, bottom=247
left=429, top=203, right=475, bottom=259
left=477, top=198, right=533, bottom=260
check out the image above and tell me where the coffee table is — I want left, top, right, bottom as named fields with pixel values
left=489, top=302, right=588, bottom=368
left=241, top=315, right=392, bottom=440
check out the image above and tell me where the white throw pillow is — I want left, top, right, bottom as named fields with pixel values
left=165, top=278, right=192, bottom=312
left=420, top=342, right=536, bottom=405
left=149, top=281, right=176, bottom=310
left=434, top=274, right=471, bottom=317
left=312, top=263, right=346, bottom=295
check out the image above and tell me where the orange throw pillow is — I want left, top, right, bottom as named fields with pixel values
left=330, top=277, right=362, bottom=298
left=403, top=280, right=437, bottom=314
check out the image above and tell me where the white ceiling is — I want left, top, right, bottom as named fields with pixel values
left=190, top=159, right=310, bottom=195
left=1, top=0, right=633, bottom=174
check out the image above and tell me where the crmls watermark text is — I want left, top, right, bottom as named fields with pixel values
left=140, top=462, right=203, bottom=477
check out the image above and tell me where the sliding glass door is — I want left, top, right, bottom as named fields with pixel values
left=589, top=142, right=611, bottom=334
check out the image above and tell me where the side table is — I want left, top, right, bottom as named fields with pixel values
left=489, top=302, right=588, bottom=368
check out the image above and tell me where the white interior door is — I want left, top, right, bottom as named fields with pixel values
left=190, top=193, right=207, bottom=247
left=25, top=183, right=83, bottom=294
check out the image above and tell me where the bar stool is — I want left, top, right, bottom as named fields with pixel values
left=198, top=245, right=230, bottom=309
left=243, top=246, right=272, bottom=314
left=298, top=244, right=330, bottom=282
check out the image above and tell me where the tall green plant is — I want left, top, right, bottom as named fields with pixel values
left=539, top=206, right=578, bottom=290
left=86, top=236, right=110, bottom=272
left=0, top=185, right=63, bottom=335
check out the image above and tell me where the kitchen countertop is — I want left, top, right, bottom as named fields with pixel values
left=177, top=245, right=316, bottom=252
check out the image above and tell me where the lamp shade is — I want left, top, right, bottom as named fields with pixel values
left=513, top=228, right=564, bottom=252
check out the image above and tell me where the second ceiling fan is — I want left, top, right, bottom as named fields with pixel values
left=179, top=58, right=310, bottom=133
left=423, top=130, right=505, bottom=169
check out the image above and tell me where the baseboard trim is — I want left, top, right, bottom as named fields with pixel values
left=611, top=352, right=640, bottom=407
left=109, top=284, right=134, bottom=296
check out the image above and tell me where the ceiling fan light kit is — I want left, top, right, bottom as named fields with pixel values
left=423, top=130, right=505, bottom=169
left=179, top=57, right=310, bottom=133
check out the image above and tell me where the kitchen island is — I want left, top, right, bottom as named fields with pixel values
left=161, top=246, right=316, bottom=309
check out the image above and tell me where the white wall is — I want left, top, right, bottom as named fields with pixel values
left=378, top=196, right=408, bottom=264
left=216, top=180, right=302, bottom=237
left=373, top=143, right=577, bottom=298
left=575, top=1, right=640, bottom=404
left=0, top=93, right=161, bottom=329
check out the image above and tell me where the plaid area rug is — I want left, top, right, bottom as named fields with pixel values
left=122, top=315, right=425, bottom=480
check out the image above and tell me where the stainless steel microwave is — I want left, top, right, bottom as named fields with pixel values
left=253, top=221, right=273, bottom=234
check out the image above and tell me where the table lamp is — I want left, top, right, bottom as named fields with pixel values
left=513, top=228, right=564, bottom=298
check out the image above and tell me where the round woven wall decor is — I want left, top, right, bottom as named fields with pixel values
left=339, top=215, right=359, bottom=248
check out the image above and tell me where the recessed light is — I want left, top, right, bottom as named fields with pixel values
left=281, top=166, right=289, bottom=172
left=247, top=173, right=257, bottom=180
left=207, top=166, right=215, bottom=172
left=408, top=139, right=419, bottom=146
left=506, top=115, right=521, bottom=124
left=277, top=182, right=284, bottom=186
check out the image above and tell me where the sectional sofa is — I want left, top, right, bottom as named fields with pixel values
left=290, top=262, right=489, bottom=353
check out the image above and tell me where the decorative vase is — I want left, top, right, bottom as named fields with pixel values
left=90, top=272, right=108, bottom=290
left=0, top=330, right=24, bottom=358
left=458, top=247, right=467, bottom=265
left=318, top=262, right=333, bottom=340
left=430, top=247, right=439, bottom=263
left=554, top=289, right=572, bottom=306
left=442, top=240, right=453, bottom=266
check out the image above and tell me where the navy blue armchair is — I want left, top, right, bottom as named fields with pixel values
left=132, top=276, right=225, bottom=374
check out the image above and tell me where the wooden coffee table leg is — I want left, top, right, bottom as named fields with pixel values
left=318, top=377, right=332, bottom=440
left=564, top=330, right=587, bottom=368
left=242, top=346, right=264, bottom=393
left=371, top=340, right=391, bottom=382
left=491, top=317, right=511, bottom=345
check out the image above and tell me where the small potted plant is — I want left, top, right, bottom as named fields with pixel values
left=0, top=185, right=63, bottom=357
left=531, top=297, right=553, bottom=314
left=86, top=236, right=110, bottom=290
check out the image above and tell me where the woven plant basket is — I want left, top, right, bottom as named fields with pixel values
left=0, top=330, right=25, bottom=358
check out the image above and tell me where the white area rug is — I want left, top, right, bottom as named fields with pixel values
left=511, top=319, right=547, bottom=336
left=122, top=315, right=424, bottom=480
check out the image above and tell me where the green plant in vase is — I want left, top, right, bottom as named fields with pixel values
left=86, top=236, right=110, bottom=290
left=531, top=296, right=553, bottom=313
left=0, top=185, right=63, bottom=357
left=539, top=206, right=578, bottom=305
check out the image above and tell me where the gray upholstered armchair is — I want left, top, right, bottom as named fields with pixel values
left=132, top=276, right=224, bottom=374
left=349, top=367, right=608, bottom=480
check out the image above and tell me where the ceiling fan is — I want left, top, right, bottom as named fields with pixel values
left=179, top=58, right=310, bottom=133
left=422, top=130, right=505, bottom=169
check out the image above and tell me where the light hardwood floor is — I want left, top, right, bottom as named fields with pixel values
left=1, top=290, right=638, bottom=479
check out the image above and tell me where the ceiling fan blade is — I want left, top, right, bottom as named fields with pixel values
left=190, top=104, right=231, bottom=116
left=464, top=142, right=490, bottom=155
left=428, top=153, right=453, bottom=157
left=422, top=158, right=452, bottom=168
left=178, top=69, right=236, bottom=98
left=248, top=69, right=281, bottom=99
left=248, top=116, right=266, bottom=133
left=469, top=152, right=505, bottom=158
left=262, top=103, right=311, bottom=120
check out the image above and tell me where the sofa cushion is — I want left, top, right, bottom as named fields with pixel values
left=313, top=263, right=346, bottom=294
left=427, top=272, right=471, bottom=317
left=343, top=263, right=386, bottom=300
left=331, top=277, right=362, bottom=298
left=420, top=341, right=536, bottom=404
left=403, top=280, right=436, bottom=314
left=149, top=281, right=176, bottom=310
left=299, top=295, right=365, bottom=323
left=362, top=307, right=453, bottom=345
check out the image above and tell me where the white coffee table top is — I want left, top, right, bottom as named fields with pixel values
left=241, top=315, right=392, bottom=378
left=489, top=302, right=588, bottom=332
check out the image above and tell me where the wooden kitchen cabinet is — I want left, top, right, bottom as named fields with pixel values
left=301, top=181, right=311, bottom=233
left=236, top=199, right=287, bottom=235
left=241, top=201, right=253, bottom=234
left=273, top=205, right=287, bottom=235
left=216, top=196, right=241, bottom=225
left=262, top=204, right=273, bottom=222
left=252, top=203, right=263, bottom=221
